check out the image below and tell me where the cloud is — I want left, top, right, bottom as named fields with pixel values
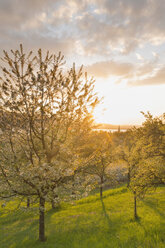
left=0, top=0, right=165, bottom=87
left=75, top=0, right=165, bottom=55
left=85, top=58, right=165, bottom=86
left=0, top=0, right=73, bottom=54
left=129, top=66, right=165, bottom=86
left=136, top=53, right=143, bottom=61
left=85, top=60, right=134, bottom=78
left=1, top=0, right=165, bottom=57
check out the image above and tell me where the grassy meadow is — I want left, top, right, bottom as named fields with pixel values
left=0, top=185, right=165, bottom=248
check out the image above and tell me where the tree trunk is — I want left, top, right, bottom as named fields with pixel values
left=127, top=168, right=130, bottom=187
left=51, top=200, right=55, bottom=209
left=100, top=177, right=103, bottom=199
left=27, top=197, right=30, bottom=208
left=39, top=197, right=46, bottom=242
left=100, top=185, right=103, bottom=199
left=134, top=191, right=138, bottom=219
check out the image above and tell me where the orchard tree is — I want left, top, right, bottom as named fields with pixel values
left=78, top=131, right=114, bottom=199
left=114, top=128, right=144, bottom=219
left=0, top=45, right=99, bottom=242
left=113, top=129, right=136, bottom=187
left=127, top=141, right=144, bottom=219
left=137, top=112, right=165, bottom=186
left=126, top=112, right=165, bottom=219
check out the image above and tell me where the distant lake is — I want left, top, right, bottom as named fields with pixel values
left=93, top=128, right=127, bottom=133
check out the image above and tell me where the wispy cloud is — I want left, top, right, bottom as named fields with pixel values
left=85, top=58, right=165, bottom=86
left=129, top=66, right=165, bottom=86
left=0, top=0, right=165, bottom=86
left=85, top=61, right=134, bottom=78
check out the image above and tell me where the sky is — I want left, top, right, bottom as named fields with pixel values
left=0, top=0, right=165, bottom=125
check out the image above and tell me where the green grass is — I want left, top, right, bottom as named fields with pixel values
left=0, top=186, right=165, bottom=248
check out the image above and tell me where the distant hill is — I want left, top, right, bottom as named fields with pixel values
left=93, top=123, right=140, bottom=130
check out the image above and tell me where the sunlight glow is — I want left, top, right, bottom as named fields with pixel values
left=93, top=78, right=165, bottom=125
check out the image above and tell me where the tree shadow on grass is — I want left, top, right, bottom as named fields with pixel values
left=129, top=215, right=141, bottom=224
left=1, top=217, right=39, bottom=248
left=4, top=206, right=66, bottom=248
left=46, top=200, right=115, bottom=245
left=143, top=198, right=165, bottom=218
left=46, top=204, right=62, bottom=217
left=100, top=198, right=111, bottom=227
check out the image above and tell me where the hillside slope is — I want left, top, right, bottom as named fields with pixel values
left=0, top=186, right=165, bottom=248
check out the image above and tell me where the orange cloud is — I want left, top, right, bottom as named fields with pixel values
left=85, top=61, right=134, bottom=78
